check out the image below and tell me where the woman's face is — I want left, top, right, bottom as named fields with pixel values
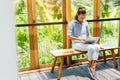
left=78, top=14, right=86, bottom=22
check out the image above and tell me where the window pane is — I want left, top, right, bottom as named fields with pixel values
left=14, top=0, right=28, bottom=24
left=72, top=0, right=93, bottom=20
left=37, top=25, right=63, bottom=64
left=16, top=27, right=30, bottom=68
left=100, top=0, right=120, bottom=18
left=36, top=0, right=62, bottom=22
left=100, top=21, right=119, bottom=47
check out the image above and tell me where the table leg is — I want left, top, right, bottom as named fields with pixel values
left=119, top=48, right=120, bottom=59
left=67, top=56, right=71, bottom=65
left=51, top=57, right=57, bottom=73
left=103, top=50, right=106, bottom=63
left=57, top=57, right=64, bottom=80
left=111, top=49, right=118, bottom=68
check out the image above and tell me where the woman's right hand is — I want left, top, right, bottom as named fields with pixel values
left=79, top=37, right=86, bottom=41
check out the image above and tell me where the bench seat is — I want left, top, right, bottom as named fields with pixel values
left=50, top=45, right=119, bottom=80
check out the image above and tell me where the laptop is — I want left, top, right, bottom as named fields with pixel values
left=84, top=37, right=100, bottom=44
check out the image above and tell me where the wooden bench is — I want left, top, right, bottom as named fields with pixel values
left=50, top=45, right=119, bottom=80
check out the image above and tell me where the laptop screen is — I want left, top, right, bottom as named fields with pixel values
left=84, top=37, right=100, bottom=44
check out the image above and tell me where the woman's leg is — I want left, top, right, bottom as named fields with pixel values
left=87, top=44, right=100, bottom=74
left=73, top=43, right=93, bottom=69
left=91, top=60, right=97, bottom=73
left=73, top=43, right=100, bottom=74
left=89, top=61, right=92, bottom=67
left=92, top=44, right=100, bottom=74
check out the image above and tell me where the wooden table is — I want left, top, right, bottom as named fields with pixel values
left=50, top=46, right=119, bottom=80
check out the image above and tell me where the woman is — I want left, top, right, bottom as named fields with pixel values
left=67, top=7, right=100, bottom=80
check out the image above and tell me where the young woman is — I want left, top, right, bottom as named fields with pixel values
left=67, top=7, right=100, bottom=80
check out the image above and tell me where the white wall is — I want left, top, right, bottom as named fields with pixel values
left=0, top=0, right=18, bottom=80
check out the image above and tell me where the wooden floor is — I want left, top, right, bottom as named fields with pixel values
left=19, top=59, right=120, bottom=80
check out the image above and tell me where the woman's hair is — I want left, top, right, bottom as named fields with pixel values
left=75, top=7, right=86, bottom=20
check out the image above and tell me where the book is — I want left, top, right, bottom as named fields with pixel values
left=100, top=44, right=115, bottom=49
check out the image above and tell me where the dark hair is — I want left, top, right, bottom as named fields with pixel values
left=75, top=7, right=86, bottom=20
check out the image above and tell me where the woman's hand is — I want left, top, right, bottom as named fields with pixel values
left=79, top=37, right=86, bottom=41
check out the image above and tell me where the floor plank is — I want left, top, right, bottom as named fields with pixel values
left=19, top=59, right=120, bottom=80
left=20, top=74, right=30, bottom=80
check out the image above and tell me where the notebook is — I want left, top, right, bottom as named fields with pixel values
left=100, top=44, right=115, bottom=49
left=84, top=37, right=100, bottom=44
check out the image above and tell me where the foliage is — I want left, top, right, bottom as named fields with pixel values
left=100, top=0, right=120, bottom=46
left=14, top=0, right=29, bottom=68
left=16, top=27, right=30, bottom=68
left=101, top=0, right=120, bottom=18
left=36, top=0, right=62, bottom=22
left=14, top=0, right=27, bottom=24
left=37, top=25, right=63, bottom=64
left=72, top=0, right=93, bottom=19
left=18, top=51, right=30, bottom=68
